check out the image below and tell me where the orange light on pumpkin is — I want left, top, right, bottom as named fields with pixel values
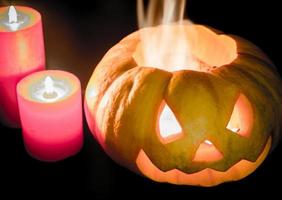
left=136, top=138, right=271, bottom=186
left=84, top=0, right=282, bottom=187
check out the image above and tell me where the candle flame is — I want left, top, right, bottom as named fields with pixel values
left=44, top=76, right=54, bottom=94
left=8, top=6, right=18, bottom=23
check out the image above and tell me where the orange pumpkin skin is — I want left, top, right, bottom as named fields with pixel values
left=85, top=24, right=282, bottom=186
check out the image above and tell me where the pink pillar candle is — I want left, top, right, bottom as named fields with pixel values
left=17, top=70, right=83, bottom=162
left=0, top=6, right=45, bottom=128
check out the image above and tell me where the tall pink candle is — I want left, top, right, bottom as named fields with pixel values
left=17, top=70, right=83, bottom=162
left=0, top=6, right=45, bottom=128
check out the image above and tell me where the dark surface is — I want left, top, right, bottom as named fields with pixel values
left=0, top=0, right=281, bottom=197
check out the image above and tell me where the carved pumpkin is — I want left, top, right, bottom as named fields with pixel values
left=85, top=24, right=282, bottom=186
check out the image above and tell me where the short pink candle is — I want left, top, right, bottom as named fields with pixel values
left=0, top=6, right=45, bottom=128
left=17, top=70, right=83, bottom=162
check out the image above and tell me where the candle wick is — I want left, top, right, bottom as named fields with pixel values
left=8, top=6, right=18, bottom=23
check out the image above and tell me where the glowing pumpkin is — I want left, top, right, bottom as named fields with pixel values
left=85, top=24, right=282, bottom=186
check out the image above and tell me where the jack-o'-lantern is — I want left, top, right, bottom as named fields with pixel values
left=85, top=23, right=282, bottom=186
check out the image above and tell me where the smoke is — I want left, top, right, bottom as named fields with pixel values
left=136, top=0, right=200, bottom=72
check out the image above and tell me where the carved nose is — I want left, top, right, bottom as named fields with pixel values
left=193, top=140, right=223, bottom=162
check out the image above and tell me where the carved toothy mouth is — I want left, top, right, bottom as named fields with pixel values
left=136, top=137, right=271, bottom=186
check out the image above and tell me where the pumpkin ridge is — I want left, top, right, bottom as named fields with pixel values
left=213, top=66, right=276, bottom=159
left=238, top=52, right=276, bottom=69
left=85, top=24, right=282, bottom=186
left=136, top=137, right=271, bottom=186
left=229, top=35, right=275, bottom=68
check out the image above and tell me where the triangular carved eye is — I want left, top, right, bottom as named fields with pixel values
left=226, top=94, right=253, bottom=137
left=158, top=103, right=183, bottom=143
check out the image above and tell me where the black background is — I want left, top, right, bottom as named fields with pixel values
left=0, top=0, right=281, bottom=198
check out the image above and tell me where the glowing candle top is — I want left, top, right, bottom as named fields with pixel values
left=18, top=70, right=79, bottom=105
left=0, top=6, right=40, bottom=32
left=8, top=6, right=17, bottom=23
left=31, top=75, right=72, bottom=103
left=24, top=75, right=67, bottom=103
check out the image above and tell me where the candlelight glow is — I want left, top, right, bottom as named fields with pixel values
left=137, top=0, right=239, bottom=145
left=17, top=70, right=83, bottom=162
left=83, top=0, right=280, bottom=187
left=44, top=76, right=55, bottom=94
left=204, top=140, right=212, bottom=145
left=137, top=0, right=242, bottom=172
left=158, top=94, right=251, bottom=145
left=158, top=104, right=182, bottom=142
left=31, top=75, right=71, bottom=103
left=0, top=6, right=45, bottom=128
left=226, top=94, right=253, bottom=137
left=226, top=103, right=241, bottom=133
left=193, top=140, right=223, bottom=162
left=1, top=5, right=29, bottom=31
left=7, top=6, right=20, bottom=31
left=8, top=6, right=17, bottom=23
left=136, top=138, right=272, bottom=186
left=43, top=76, right=58, bottom=100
